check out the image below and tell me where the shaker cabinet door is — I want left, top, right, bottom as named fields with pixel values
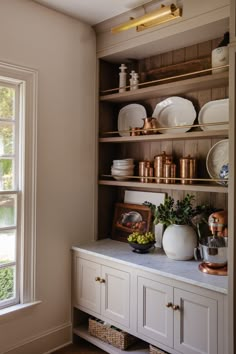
left=174, top=288, right=218, bottom=354
left=75, top=258, right=101, bottom=314
left=137, top=276, right=173, bottom=347
left=101, top=265, right=130, bottom=328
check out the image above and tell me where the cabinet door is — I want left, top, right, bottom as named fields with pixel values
left=101, top=265, right=130, bottom=327
left=137, top=276, right=173, bottom=347
left=174, top=288, right=218, bottom=354
left=76, top=258, right=101, bottom=314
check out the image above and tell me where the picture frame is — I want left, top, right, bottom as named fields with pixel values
left=112, top=202, right=152, bottom=242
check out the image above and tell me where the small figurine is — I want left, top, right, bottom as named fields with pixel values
left=119, top=64, right=127, bottom=93
left=130, top=71, right=139, bottom=91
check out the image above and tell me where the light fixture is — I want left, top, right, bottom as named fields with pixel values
left=111, top=4, right=182, bottom=34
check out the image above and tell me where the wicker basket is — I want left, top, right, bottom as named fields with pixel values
left=88, top=318, right=137, bottom=350
left=149, top=344, right=168, bottom=354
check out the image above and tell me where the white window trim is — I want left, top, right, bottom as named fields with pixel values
left=0, top=61, right=38, bottom=305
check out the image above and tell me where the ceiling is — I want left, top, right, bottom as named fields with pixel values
left=34, top=0, right=153, bottom=25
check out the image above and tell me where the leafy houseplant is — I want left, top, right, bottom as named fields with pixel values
left=146, top=194, right=211, bottom=261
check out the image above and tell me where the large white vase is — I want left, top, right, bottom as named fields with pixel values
left=162, top=224, right=197, bottom=260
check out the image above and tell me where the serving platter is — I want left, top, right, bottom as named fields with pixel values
left=152, top=96, right=196, bottom=134
left=118, top=103, right=147, bottom=137
left=198, top=98, right=229, bottom=131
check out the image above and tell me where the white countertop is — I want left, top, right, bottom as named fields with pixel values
left=72, top=239, right=228, bottom=294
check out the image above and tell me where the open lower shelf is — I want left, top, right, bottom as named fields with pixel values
left=99, top=129, right=228, bottom=143
left=73, top=324, right=149, bottom=354
left=99, top=71, right=228, bottom=103
left=99, top=179, right=228, bottom=193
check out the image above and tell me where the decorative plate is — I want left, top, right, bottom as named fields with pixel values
left=152, top=96, right=196, bottom=134
left=118, top=104, right=147, bottom=137
left=198, top=98, right=229, bottom=131
left=206, top=139, right=229, bottom=185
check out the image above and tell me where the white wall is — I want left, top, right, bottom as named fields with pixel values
left=0, top=0, right=96, bottom=353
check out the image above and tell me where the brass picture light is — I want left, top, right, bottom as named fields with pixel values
left=111, top=3, right=182, bottom=34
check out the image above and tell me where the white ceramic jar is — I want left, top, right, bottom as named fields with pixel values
left=162, top=224, right=198, bottom=260
left=211, top=46, right=229, bottom=73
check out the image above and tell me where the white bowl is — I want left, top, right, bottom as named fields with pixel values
left=111, top=164, right=135, bottom=170
left=111, top=168, right=134, bottom=176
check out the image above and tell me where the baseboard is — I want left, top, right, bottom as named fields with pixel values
left=4, top=322, right=72, bottom=354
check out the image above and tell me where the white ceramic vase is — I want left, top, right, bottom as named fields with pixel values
left=162, top=224, right=198, bottom=261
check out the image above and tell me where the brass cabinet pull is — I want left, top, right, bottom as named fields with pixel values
left=172, top=304, right=180, bottom=311
left=99, top=278, right=106, bottom=283
left=95, top=277, right=101, bottom=282
left=166, top=302, right=173, bottom=308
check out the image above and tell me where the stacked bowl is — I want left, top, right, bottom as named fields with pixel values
left=111, top=159, right=134, bottom=180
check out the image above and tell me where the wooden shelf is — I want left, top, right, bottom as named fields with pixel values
left=99, top=130, right=228, bottom=143
left=99, top=179, right=228, bottom=193
left=73, top=324, right=149, bottom=354
left=100, top=72, right=228, bottom=103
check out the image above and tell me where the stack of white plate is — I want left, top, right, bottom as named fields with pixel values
left=111, top=159, right=134, bottom=180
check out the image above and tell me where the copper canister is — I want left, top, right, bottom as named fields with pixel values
left=139, top=161, right=150, bottom=182
left=189, top=157, right=197, bottom=184
left=170, top=163, right=176, bottom=184
left=154, top=151, right=172, bottom=184
left=163, top=161, right=171, bottom=184
left=180, top=156, right=190, bottom=184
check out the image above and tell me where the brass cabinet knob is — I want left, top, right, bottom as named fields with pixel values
left=165, top=302, right=173, bottom=308
left=172, top=305, right=180, bottom=311
left=99, top=278, right=106, bottom=283
left=95, top=277, right=101, bottom=282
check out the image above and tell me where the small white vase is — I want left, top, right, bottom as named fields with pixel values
left=162, top=224, right=197, bottom=261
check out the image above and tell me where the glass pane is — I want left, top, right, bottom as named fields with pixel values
left=0, top=159, right=14, bottom=190
left=0, top=265, right=15, bottom=301
left=0, top=231, right=16, bottom=264
left=0, top=123, right=14, bottom=155
left=0, top=195, right=16, bottom=227
left=0, top=86, right=15, bottom=119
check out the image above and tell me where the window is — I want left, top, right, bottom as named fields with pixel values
left=0, top=62, right=37, bottom=311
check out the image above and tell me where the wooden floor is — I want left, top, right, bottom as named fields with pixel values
left=52, top=338, right=106, bottom=354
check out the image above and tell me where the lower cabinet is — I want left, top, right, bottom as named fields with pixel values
left=73, top=250, right=227, bottom=354
left=74, top=256, right=131, bottom=328
left=137, top=276, right=218, bottom=354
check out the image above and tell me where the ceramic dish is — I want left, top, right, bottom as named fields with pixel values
left=152, top=96, right=196, bottom=134
left=206, top=139, right=229, bottom=185
left=118, top=104, right=147, bottom=137
left=198, top=98, right=229, bottom=131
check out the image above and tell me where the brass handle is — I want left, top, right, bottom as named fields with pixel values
left=172, top=305, right=180, bottom=311
left=166, top=302, right=173, bottom=308
left=99, top=278, right=106, bottom=283
left=95, top=277, right=101, bottom=282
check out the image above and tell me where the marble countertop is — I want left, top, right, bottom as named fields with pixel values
left=72, top=239, right=228, bottom=294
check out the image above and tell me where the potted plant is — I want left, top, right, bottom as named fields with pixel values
left=151, top=194, right=207, bottom=260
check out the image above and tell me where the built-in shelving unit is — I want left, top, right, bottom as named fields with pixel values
left=100, top=71, right=228, bottom=103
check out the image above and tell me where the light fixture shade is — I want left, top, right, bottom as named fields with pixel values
left=111, top=4, right=182, bottom=34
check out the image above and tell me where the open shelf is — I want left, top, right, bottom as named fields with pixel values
left=100, top=72, right=228, bottom=103
left=99, top=179, right=228, bottom=193
left=99, top=129, right=228, bottom=143
left=73, top=324, right=149, bottom=354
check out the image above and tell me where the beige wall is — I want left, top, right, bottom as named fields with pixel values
left=0, top=0, right=96, bottom=353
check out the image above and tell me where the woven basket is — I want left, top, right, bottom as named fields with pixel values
left=149, top=344, right=168, bottom=354
left=88, top=318, right=137, bottom=350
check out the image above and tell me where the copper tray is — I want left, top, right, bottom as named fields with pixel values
left=199, top=262, right=227, bottom=276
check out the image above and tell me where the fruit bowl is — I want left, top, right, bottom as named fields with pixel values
left=128, top=241, right=155, bottom=254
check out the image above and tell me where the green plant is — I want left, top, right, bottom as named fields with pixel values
left=0, top=266, right=14, bottom=300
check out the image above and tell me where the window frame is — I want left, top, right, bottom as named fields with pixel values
left=0, top=61, right=37, bottom=309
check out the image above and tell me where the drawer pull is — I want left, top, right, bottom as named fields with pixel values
left=99, top=278, right=106, bottom=283
left=172, top=305, right=180, bottom=311
left=95, top=277, right=101, bottom=282
left=165, top=302, right=173, bottom=308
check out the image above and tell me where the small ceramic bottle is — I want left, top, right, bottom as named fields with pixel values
left=119, top=64, right=127, bottom=93
left=129, top=70, right=135, bottom=90
left=132, top=72, right=139, bottom=90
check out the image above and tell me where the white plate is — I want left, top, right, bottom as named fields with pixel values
left=198, top=98, right=229, bottom=131
left=152, top=96, right=196, bottom=134
left=118, top=104, right=147, bottom=137
left=206, top=139, right=229, bottom=185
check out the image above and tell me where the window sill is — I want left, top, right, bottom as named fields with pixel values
left=0, top=301, right=42, bottom=321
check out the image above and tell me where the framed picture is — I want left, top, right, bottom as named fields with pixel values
left=112, top=202, right=152, bottom=242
